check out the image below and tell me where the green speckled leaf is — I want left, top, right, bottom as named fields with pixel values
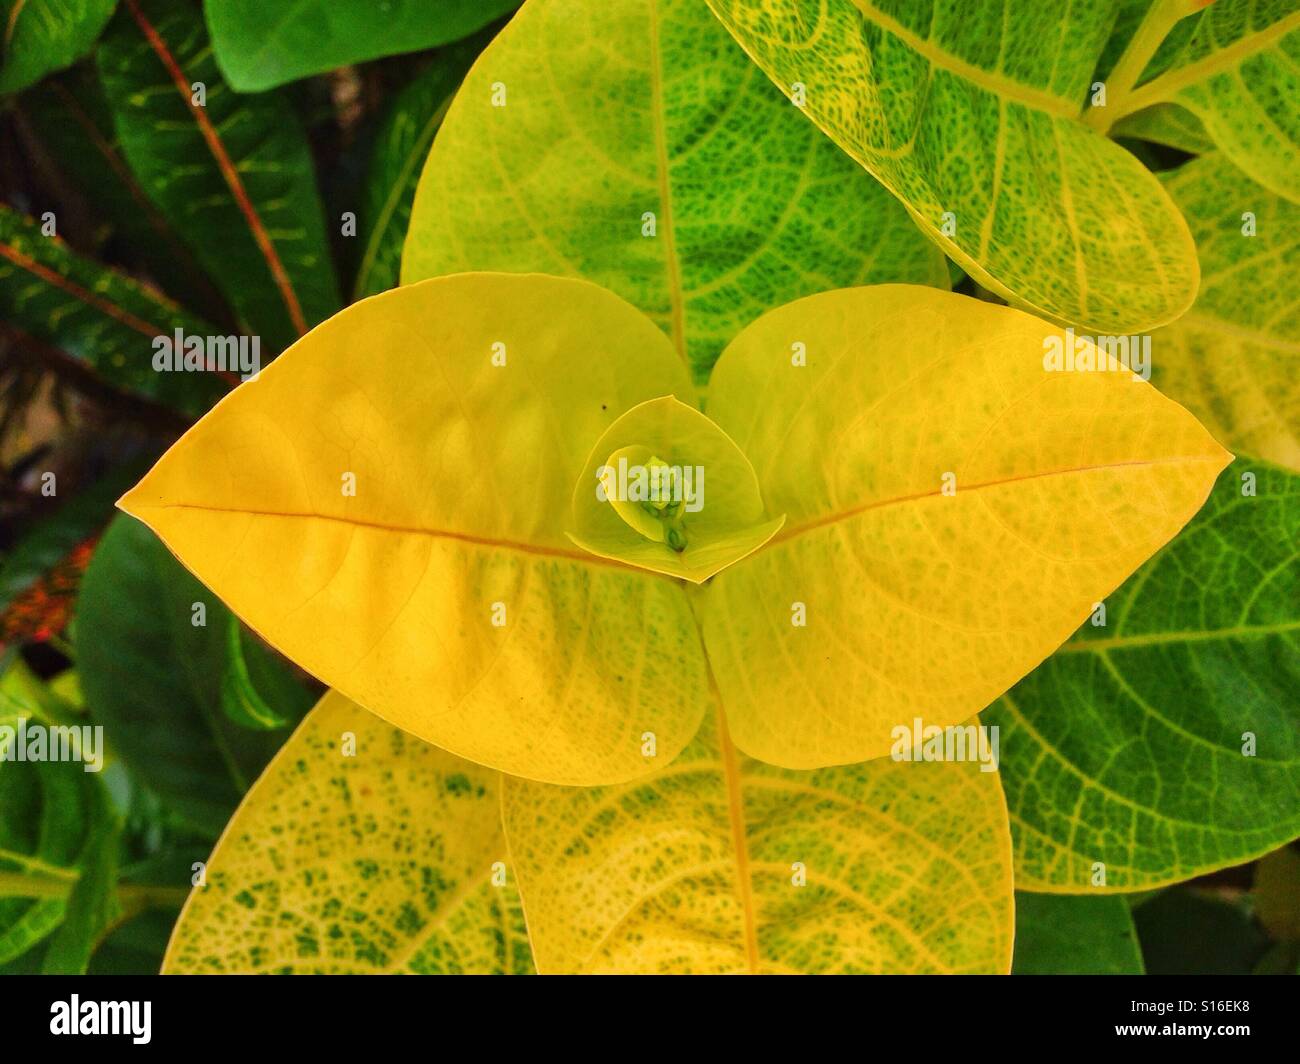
left=98, top=0, right=339, bottom=351
left=0, top=0, right=116, bottom=95
left=1154, top=153, right=1300, bottom=473
left=0, top=205, right=225, bottom=417
left=164, top=691, right=535, bottom=974
left=990, top=456, right=1300, bottom=891
left=401, top=0, right=948, bottom=386
left=704, top=0, right=1199, bottom=333
left=1104, top=0, right=1300, bottom=205
left=204, top=0, right=518, bottom=92
left=1012, top=893, right=1144, bottom=974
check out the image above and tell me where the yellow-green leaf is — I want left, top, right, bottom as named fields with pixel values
left=701, top=285, right=1232, bottom=768
left=568, top=396, right=784, bottom=583
left=1154, top=154, right=1300, bottom=473
left=705, top=0, right=1199, bottom=333
left=119, top=273, right=711, bottom=786
left=164, top=691, right=534, bottom=974
left=1104, top=0, right=1300, bottom=205
left=502, top=705, right=1013, bottom=974
left=401, top=0, right=949, bottom=386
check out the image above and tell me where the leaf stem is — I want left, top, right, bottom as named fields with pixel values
left=1084, top=0, right=1203, bottom=132
left=0, top=867, right=190, bottom=909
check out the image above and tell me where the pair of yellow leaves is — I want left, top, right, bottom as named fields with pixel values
left=124, top=275, right=1229, bottom=973
left=121, top=275, right=1229, bottom=785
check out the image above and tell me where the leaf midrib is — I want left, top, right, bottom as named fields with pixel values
left=130, top=500, right=662, bottom=576
left=0, top=235, right=170, bottom=338
left=1119, top=7, right=1300, bottom=118
left=847, top=0, right=1077, bottom=118
left=1060, top=619, right=1300, bottom=653
left=766, top=454, right=1227, bottom=551
left=646, top=0, right=688, bottom=364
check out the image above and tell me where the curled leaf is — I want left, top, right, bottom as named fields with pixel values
left=568, top=396, right=784, bottom=583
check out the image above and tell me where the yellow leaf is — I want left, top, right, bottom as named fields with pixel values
left=164, top=691, right=534, bottom=973
left=120, top=273, right=711, bottom=786
left=503, top=704, right=1014, bottom=973
left=701, top=285, right=1232, bottom=768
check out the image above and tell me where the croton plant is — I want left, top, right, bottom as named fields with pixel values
left=0, top=0, right=1297, bottom=977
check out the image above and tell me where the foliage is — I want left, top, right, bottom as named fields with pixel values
left=0, top=0, right=1296, bottom=976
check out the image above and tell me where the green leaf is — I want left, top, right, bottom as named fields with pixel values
left=219, top=614, right=313, bottom=731
left=164, top=692, right=535, bottom=974
left=0, top=663, right=114, bottom=971
left=1112, top=103, right=1215, bottom=154
left=990, top=457, right=1300, bottom=891
left=97, top=0, right=340, bottom=351
left=76, top=515, right=310, bottom=834
left=1012, top=893, right=1144, bottom=974
left=353, top=40, right=480, bottom=300
left=704, top=0, right=1199, bottom=333
left=86, top=908, right=173, bottom=974
left=203, top=0, right=518, bottom=92
left=1101, top=0, right=1300, bottom=205
left=401, top=0, right=949, bottom=386
left=41, top=822, right=120, bottom=973
left=0, top=0, right=116, bottom=95
left=20, top=64, right=233, bottom=321
left=1154, top=153, right=1300, bottom=473
left=0, top=205, right=226, bottom=417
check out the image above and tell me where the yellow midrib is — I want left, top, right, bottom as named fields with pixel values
left=127, top=500, right=668, bottom=576
left=848, top=0, right=1077, bottom=118
left=767, top=453, right=1227, bottom=551
left=1119, top=8, right=1300, bottom=117
left=715, top=696, right=761, bottom=974
left=646, top=0, right=689, bottom=366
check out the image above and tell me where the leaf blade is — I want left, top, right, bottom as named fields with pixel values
left=1153, top=153, right=1300, bottom=473
left=98, top=0, right=339, bottom=349
left=119, top=273, right=712, bottom=786
left=702, top=285, right=1231, bottom=769
left=705, top=0, right=1200, bottom=332
left=163, top=691, right=535, bottom=974
left=203, top=0, right=519, bottom=92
